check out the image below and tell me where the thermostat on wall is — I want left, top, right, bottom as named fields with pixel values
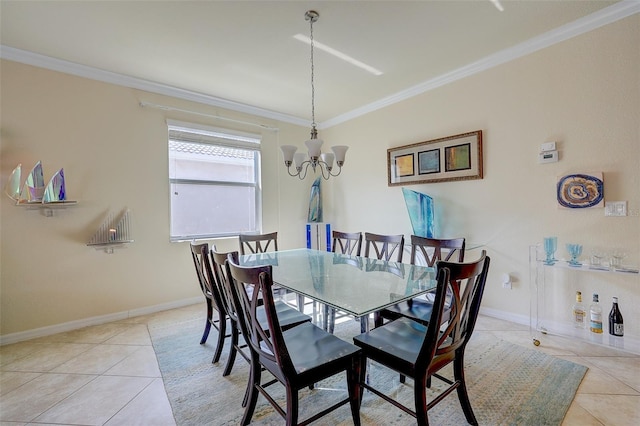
left=538, top=150, right=558, bottom=163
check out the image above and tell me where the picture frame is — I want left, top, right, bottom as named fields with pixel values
left=387, top=130, right=483, bottom=186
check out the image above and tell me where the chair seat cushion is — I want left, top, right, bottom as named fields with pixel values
left=283, top=322, right=361, bottom=374
left=353, top=318, right=427, bottom=366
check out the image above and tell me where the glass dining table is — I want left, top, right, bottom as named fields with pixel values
left=238, top=248, right=438, bottom=332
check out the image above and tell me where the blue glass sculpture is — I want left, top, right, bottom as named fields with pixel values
left=402, top=188, right=434, bottom=238
left=308, top=177, right=322, bottom=222
left=42, top=168, right=67, bottom=203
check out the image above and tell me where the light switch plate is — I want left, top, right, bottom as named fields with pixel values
left=605, top=201, right=627, bottom=217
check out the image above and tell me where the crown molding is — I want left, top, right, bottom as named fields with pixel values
left=1, top=1, right=637, bottom=130
left=321, top=0, right=640, bottom=129
left=0, top=46, right=308, bottom=127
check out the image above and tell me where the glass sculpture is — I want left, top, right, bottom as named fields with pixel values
left=4, top=164, right=21, bottom=201
left=18, top=161, right=45, bottom=203
left=42, top=168, right=67, bottom=203
left=307, top=176, right=322, bottom=222
left=402, top=188, right=434, bottom=238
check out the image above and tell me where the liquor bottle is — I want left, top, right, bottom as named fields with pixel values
left=589, top=293, right=603, bottom=334
left=572, top=291, right=586, bottom=328
left=608, top=297, right=624, bottom=336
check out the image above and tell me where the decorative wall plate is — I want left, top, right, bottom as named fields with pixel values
left=557, top=173, right=604, bottom=208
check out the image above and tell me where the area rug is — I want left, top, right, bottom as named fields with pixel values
left=150, top=316, right=587, bottom=425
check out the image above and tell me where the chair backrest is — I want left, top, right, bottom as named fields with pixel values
left=332, top=231, right=362, bottom=256
left=418, top=251, right=490, bottom=370
left=239, top=232, right=278, bottom=255
left=226, top=256, right=293, bottom=378
left=190, top=242, right=226, bottom=315
left=410, top=235, right=465, bottom=267
left=210, top=246, right=241, bottom=324
left=364, top=232, right=405, bottom=262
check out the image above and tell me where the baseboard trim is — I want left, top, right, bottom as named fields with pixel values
left=0, top=297, right=201, bottom=346
left=1, top=301, right=528, bottom=346
left=479, top=307, right=530, bottom=327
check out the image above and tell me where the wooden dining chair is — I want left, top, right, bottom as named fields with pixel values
left=363, top=232, right=405, bottom=331
left=210, top=247, right=311, bottom=378
left=353, top=251, right=490, bottom=425
left=364, top=232, right=405, bottom=262
left=332, top=231, right=363, bottom=256
left=322, top=231, right=363, bottom=333
left=238, top=231, right=278, bottom=255
left=375, top=236, right=466, bottom=328
left=226, top=256, right=363, bottom=426
left=189, top=242, right=229, bottom=364
left=238, top=231, right=305, bottom=311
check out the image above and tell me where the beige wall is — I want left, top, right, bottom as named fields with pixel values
left=1, top=15, right=638, bottom=341
left=319, top=14, right=639, bottom=330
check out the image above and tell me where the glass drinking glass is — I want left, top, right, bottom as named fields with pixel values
left=610, top=249, right=626, bottom=269
left=543, top=237, right=557, bottom=265
left=590, top=247, right=607, bottom=268
left=566, top=243, right=583, bottom=266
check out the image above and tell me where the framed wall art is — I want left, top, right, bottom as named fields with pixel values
left=387, top=130, right=483, bottom=186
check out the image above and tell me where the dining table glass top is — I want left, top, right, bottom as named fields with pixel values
left=238, top=248, right=437, bottom=318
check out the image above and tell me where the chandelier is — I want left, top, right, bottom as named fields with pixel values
left=280, top=10, right=348, bottom=180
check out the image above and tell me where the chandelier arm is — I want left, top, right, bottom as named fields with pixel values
left=328, top=166, right=342, bottom=177
left=298, top=162, right=311, bottom=180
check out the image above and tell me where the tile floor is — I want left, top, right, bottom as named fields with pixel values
left=1, top=303, right=638, bottom=425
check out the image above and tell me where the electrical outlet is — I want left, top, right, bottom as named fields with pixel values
left=629, top=208, right=640, bottom=217
left=501, top=273, right=512, bottom=289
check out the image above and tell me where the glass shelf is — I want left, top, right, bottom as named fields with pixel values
left=529, top=245, right=639, bottom=355
left=17, top=201, right=78, bottom=216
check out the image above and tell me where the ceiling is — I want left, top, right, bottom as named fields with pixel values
left=1, top=1, right=634, bottom=128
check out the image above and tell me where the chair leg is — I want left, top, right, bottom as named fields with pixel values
left=241, top=357, right=261, bottom=426
left=200, top=299, right=213, bottom=344
left=297, top=294, right=305, bottom=313
left=358, top=355, right=368, bottom=404
left=285, top=386, right=299, bottom=426
left=211, top=315, right=226, bottom=364
left=373, top=311, right=383, bottom=328
left=347, top=356, right=363, bottom=426
left=453, top=354, right=478, bottom=425
left=414, top=375, right=430, bottom=425
left=222, top=322, right=239, bottom=376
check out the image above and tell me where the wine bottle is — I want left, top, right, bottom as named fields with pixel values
left=608, top=297, right=624, bottom=336
left=589, top=293, right=603, bottom=334
left=572, top=291, right=586, bottom=328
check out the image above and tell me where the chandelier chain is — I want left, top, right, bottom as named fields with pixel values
left=309, top=15, right=316, bottom=129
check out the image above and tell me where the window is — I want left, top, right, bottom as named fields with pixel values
left=168, top=120, right=261, bottom=241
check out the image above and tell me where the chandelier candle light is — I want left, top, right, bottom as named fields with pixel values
left=280, top=10, right=348, bottom=180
